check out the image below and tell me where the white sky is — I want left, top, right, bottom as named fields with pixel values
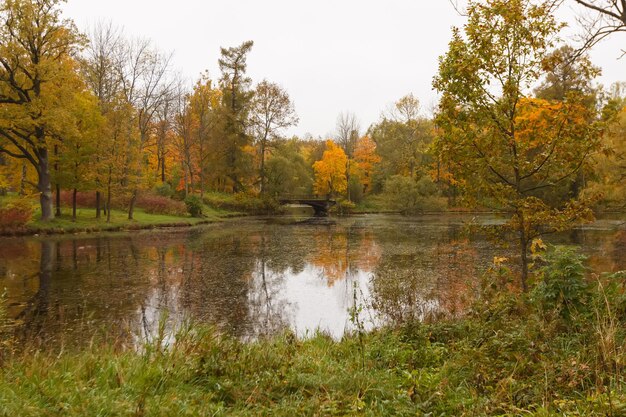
left=62, top=0, right=625, bottom=138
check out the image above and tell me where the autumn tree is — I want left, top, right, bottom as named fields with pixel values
left=586, top=92, right=626, bottom=209
left=368, top=94, right=435, bottom=188
left=0, top=0, right=85, bottom=220
left=173, top=85, right=198, bottom=197
left=154, top=88, right=177, bottom=186
left=218, top=40, right=254, bottom=192
left=54, top=92, right=103, bottom=220
left=250, top=80, right=299, bottom=194
left=117, top=38, right=174, bottom=219
left=433, top=0, right=602, bottom=290
left=334, top=112, right=360, bottom=201
left=535, top=45, right=601, bottom=200
left=352, top=136, right=381, bottom=194
left=189, top=74, right=222, bottom=197
left=534, top=45, right=600, bottom=103
left=265, top=138, right=313, bottom=197
left=81, top=22, right=123, bottom=219
left=313, top=140, right=348, bottom=198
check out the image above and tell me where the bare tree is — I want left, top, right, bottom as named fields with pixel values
left=571, top=0, right=626, bottom=55
left=82, top=22, right=124, bottom=219
left=155, top=88, right=178, bottom=185
left=250, top=80, right=299, bottom=194
left=116, top=37, right=175, bottom=219
left=335, top=112, right=360, bottom=201
left=335, top=112, right=360, bottom=158
left=173, top=81, right=195, bottom=198
left=83, top=22, right=123, bottom=107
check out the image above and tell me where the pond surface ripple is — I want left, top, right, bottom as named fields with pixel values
left=0, top=214, right=624, bottom=348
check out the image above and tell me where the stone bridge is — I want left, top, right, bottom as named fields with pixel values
left=278, top=196, right=337, bottom=217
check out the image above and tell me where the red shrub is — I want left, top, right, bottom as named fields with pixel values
left=56, top=191, right=129, bottom=210
left=58, top=191, right=97, bottom=208
left=0, top=200, right=33, bottom=230
left=136, top=194, right=186, bottom=216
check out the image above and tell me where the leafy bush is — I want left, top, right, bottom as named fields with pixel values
left=203, top=192, right=279, bottom=214
left=137, top=194, right=187, bottom=216
left=532, top=245, right=591, bottom=322
left=0, top=198, right=33, bottom=230
left=334, top=199, right=356, bottom=215
left=383, top=175, right=447, bottom=214
left=185, top=195, right=204, bottom=218
left=154, top=183, right=174, bottom=198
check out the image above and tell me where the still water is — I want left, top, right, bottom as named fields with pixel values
left=0, top=214, right=624, bottom=347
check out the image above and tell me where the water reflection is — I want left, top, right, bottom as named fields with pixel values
left=0, top=215, right=624, bottom=347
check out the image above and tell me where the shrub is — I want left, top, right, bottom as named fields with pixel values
left=532, top=245, right=591, bottom=322
left=137, top=194, right=187, bottom=216
left=154, top=183, right=174, bottom=198
left=334, top=199, right=356, bottom=215
left=203, top=192, right=279, bottom=214
left=185, top=195, right=204, bottom=218
left=383, top=175, right=447, bottom=214
left=0, top=198, right=33, bottom=230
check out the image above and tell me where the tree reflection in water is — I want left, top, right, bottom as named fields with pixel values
left=0, top=215, right=623, bottom=348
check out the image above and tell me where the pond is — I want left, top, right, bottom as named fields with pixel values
left=0, top=214, right=624, bottom=348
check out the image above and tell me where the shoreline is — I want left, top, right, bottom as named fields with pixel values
left=0, top=211, right=247, bottom=238
left=2, top=209, right=623, bottom=238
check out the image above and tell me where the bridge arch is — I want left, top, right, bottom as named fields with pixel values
left=278, top=196, right=337, bottom=217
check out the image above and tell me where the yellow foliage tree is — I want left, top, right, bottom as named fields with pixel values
left=313, top=140, right=348, bottom=198
left=0, top=0, right=86, bottom=220
left=586, top=105, right=626, bottom=209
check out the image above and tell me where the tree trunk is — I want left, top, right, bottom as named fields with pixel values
left=183, top=168, right=189, bottom=198
left=19, top=163, right=27, bottom=195
left=260, top=141, right=266, bottom=194
left=37, top=150, right=54, bottom=221
left=346, top=159, right=351, bottom=202
left=106, top=167, right=112, bottom=223
left=518, top=208, right=529, bottom=292
left=520, top=233, right=529, bottom=292
left=72, top=188, right=77, bottom=221
left=128, top=190, right=137, bottom=220
left=54, top=144, right=61, bottom=216
left=189, top=168, right=194, bottom=196
left=55, top=184, right=61, bottom=216
left=106, top=184, right=112, bottom=223
left=161, top=154, right=166, bottom=184
left=96, top=191, right=101, bottom=219
left=199, top=139, right=204, bottom=200
left=199, top=165, right=204, bottom=200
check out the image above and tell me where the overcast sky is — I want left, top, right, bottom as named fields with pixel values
left=62, top=0, right=625, bottom=138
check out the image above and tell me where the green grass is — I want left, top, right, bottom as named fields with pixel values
left=25, top=206, right=229, bottom=235
left=0, top=193, right=239, bottom=235
left=1, top=306, right=625, bottom=416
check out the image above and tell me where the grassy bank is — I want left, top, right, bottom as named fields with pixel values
left=27, top=208, right=224, bottom=235
left=1, top=248, right=625, bottom=416
left=0, top=193, right=240, bottom=236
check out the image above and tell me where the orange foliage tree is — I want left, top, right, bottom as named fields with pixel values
left=353, top=135, right=381, bottom=194
left=434, top=0, right=602, bottom=289
left=313, top=140, right=348, bottom=198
